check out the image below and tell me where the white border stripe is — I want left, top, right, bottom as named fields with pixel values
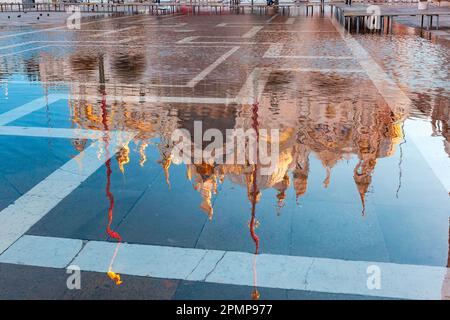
left=0, top=94, right=65, bottom=126
left=1, top=235, right=447, bottom=300
left=242, top=26, right=264, bottom=39
left=285, top=17, right=295, bottom=24
left=0, top=126, right=133, bottom=140
left=187, top=46, right=239, bottom=87
left=266, top=14, right=279, bottom=23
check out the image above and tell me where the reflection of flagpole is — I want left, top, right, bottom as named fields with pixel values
left=99, top=54, right=122, bottom=286
left=396, top=122, right=406, bottom=198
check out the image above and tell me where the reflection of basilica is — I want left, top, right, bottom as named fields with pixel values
left=65, top=80, right=405, bottom=218
left=1, top=35, right=449, bottom=300
left=1, top=46, right=448, bottom=219
left=6, top=50, right=410, bottom=217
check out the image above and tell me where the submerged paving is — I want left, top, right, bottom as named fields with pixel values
left=0, top=10, right=449, bottom=299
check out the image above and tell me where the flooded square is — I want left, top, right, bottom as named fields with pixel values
left=0, top=3, right=449, bottom=300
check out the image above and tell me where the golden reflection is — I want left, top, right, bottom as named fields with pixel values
left=67, top=92, right=406, bottom=218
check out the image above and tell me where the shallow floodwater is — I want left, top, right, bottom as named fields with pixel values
left=0, top=10, right=449, bottom=299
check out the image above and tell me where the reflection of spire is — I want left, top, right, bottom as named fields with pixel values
left=100, top=85, right=122, bottom=286
left=275, top=173, right=290, bottom=213
left=116, top=143, right=130, bottom=174
left=192, top=163, right=216, bottom=220
left=323, top=166, right=331, bottom=188
left=396, top=123, right=406, bottom=198
left=293, top=154, right=309, bottom=202
left=161, top=157, right=172, bottom=190
left=71, top=138, right=87, bottom=171
left=353, top=158, right=377, bottom=216
left=139, top=142, right=148, bottom=167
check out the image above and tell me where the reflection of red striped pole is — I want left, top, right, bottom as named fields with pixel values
left=250, top=101, right=260, bottom=300
left=101, top=92, right=121, bottom=243
left=250, top=101, right=260, bottom=254
left=100, top=90, right=122, bottom=286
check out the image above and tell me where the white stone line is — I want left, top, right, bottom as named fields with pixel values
left=0, top=39, right=140, bottom=58
left=176, top=36, right=200, bottom=44
left=1, top=79, right=187, bottom=88
left=117, top=36, right=141, bottom=44
left=235, top=67, right=271, bottom=105
left=186, top=46, right=240, bottom=88
left=0, top=13, right=147, bottom=40
left=79, top=95, right=235, bottom=105
left=0, top=126, right=133, bottom=141
left=285, top=17, right=295, bottom=24
left=266, top=14, right=280, bottom=23
left=263, top=44, right=283, bottom=58
left=0, top=45, right=48, bottom=58
left=275, top=55, right=354, bottom=60
left=0, top=236, right=82, bottom=268
left=175, top=41, right=261, bottom=45
left=0, top=41, right=37, bottom=51
left=0, top=26, right=65, bottom=41
left=263, top=43, right=354, bottom=60
left=217, top=23, right=298, bottom=26
left=47, top=29, right=141, bottom=33
left=90, top=26, right=139, bottom=38
left=278, top=67, right=365, bottom=73
left=242, top=26, right=264, bottom=39
left=263, top=30, right=338, bottom=33
left=0, top=94, right=65, bottom=126
left=173, top=29, right=196, bottom=33
left=1, top=235, right=448, bottom=300
left=124, top=14, right=185, bottom=24
left=0, top=131, right=136, bottom=255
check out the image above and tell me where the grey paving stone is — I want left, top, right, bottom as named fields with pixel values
left=196, top=179, right=294, bottom=255
left=0, top=135, right=83, bottom=194
left=370, top=141, right=450, bottom=210
left=27, top=186, right=144, bottom=241
left=374, top=204, right=449, bottom=267
left=290, top=200, right=390, bottom=263
left=114, top=164, right=210, bottom=247
left=286, top=289, right=399, bottom=300
left=0, top=262, right=178, bottom=300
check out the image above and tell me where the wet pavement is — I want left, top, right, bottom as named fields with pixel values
left=0, top=10, right=449, bottom=300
